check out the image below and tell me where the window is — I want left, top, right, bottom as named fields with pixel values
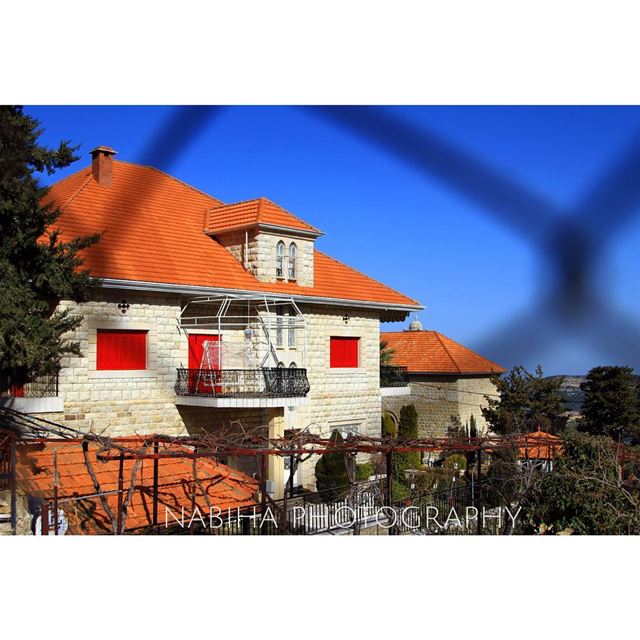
left=289, top=361, right=297, bottom=368
left=97, top=329, right=147, bottom=370
left=275, top=307, right=284, bottom=347
left=288, top=242, right=297, bottom=280
left=288, top=315, right=296, bottom=348
left=336, top=424, right=360, bottom=439
left=330, top=336, right=359, bottom=368
left=276, top=241, right=285, bottom=278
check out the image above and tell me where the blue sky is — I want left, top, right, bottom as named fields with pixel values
left=25, top=106, right=640, bottom=376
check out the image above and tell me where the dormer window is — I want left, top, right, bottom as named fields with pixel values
left=288, top=242, right=297, bottom=280
left=276, top=241, right=285, bottom=279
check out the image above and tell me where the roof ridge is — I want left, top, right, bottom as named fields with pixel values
left=58, top=171, right=93, bottom=212
left=113, top=159, right=225, bottom=206
left=433, top=331, right=462, bottom=374
left=434, top=330, right=505, bottom=372
left=316, top=250, right=421, bottom=307
left=260, top=197, right=322, bottom=233
left=256, top=196, right=265, bottom=222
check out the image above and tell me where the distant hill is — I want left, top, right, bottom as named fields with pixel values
left=547, top=375, right=587, bottom=413
left=547, top=373, right=640, bottom=415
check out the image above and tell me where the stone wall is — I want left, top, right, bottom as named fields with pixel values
left=382, top=374, right=499, bottom=437
left=286, top=304, right=382, bottom=488
left=214, top=229, right=315, bottom=287
left=39, top=290, right=187, bottom=436
left=33, top=291, right=387, bottom=491
left=0, top=490, right=32, bottom=535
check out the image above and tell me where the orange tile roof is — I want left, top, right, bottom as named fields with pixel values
left=381, top=330, right=506, bottom=374
left=516, top=430, right=563, bottom=460
left=15, top=438, right=258, bottom=534
left=42, top=160, right=419, bottom=308
left=206, top=197, right=322, bottom=235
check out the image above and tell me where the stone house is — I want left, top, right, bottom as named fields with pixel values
left=381, top=318, right=506, bottom=439
left=0, top=146, right=421, bottom=497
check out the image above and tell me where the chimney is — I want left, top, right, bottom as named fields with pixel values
left=90, top=146, right=117, bottom=186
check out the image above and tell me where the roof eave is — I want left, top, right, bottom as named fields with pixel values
left=99, top=277, right=424, bottom=313
left=407, top=369, right=506, bottom=376
left=205, top=222, right=324, bottom=239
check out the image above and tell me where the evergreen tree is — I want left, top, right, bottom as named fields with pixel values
left=469, top=414, right=478, bottom=438
left=579, top=366, right=640, bottom=443
left=381, top=411, right=397, bottom=437
left=482, top=365, right=567, bottom=435
left=315, top=430, right=350, bottom=498
left=394, top=404, right=420, bottom=484
left=0, top=106, right=99, bottom=386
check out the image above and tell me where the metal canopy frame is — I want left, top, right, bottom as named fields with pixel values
left=178, top=293, right=308, bottom=368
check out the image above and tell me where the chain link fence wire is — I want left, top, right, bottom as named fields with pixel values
left=133, top=105, right=640, bottom=369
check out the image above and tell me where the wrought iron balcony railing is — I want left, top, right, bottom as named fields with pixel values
left=0, top=373, right=59, bottom=398
left=175, top=367, right=310, bottom=399
left=380, top=365, right=409, bottom=387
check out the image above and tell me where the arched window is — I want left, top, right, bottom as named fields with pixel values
left=288, top=242, right=297, bottom=280
left=289, top=361, right=297, bottom=369
left=276, top=241, right=285, bottom=278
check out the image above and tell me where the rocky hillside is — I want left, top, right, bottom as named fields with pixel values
left=548, top=375, right=587, bottom=413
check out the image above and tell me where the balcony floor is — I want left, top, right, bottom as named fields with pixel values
left=381, top=386, right=412, bottom=397
left=174, top=395, right=309, bottom=408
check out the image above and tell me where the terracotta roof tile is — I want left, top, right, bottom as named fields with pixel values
left=516, top=430, right=563, bottom=459
left=15, top=438, right=258, bottom=534
left=43, top=160, right=419, bottom=308
left=381, top=330, right=506, bottom=374
left=206, top=197, right=322, bottom=235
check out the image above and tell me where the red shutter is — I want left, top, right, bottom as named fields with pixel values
left=330, top=337, right=359, bottom=368
left=97, top=330, right=147, bottom=370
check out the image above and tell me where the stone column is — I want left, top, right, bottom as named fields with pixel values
left=267, top=408, right=285, bottom=500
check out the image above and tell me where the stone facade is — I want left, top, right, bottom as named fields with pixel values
left=0, top=490, right=32, bottom=535
left=34, top=289, right=387, bottom=492
left=215, top=229, right=315, bottom=287
left=283, top=305, right=382, bottom=487
left=382, top=374, right=499, bottom=438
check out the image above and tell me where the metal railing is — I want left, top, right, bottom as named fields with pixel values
left=380, top=365, right=409, bottom=387
left=0, top=373, right=59, bottom=398
left=174, top=367, right=310, bottom=398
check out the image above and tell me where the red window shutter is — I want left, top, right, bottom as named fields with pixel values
left=330, top=337, right=359, bottom=368
left=97, top=330, right=147, bottom=370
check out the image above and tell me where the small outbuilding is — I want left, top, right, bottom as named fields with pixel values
left=382, top=318, right=506, bottom=438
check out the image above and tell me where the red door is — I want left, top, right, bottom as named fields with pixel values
left=188, top=334, right=221, bottom=394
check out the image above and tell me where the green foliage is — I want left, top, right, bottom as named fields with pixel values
left=381, top=412, right=397, bottom=437
left=392, top=479, right=410, bottom=501
left=482, top=365, right=567, bottom=435
left=469, top=414, right=478, bottom=438
left=0, top=106, right=100, bottom=385
left=522, top=432, right=640, bottom=534
left=578, top=366, right=640, bottom=443
left=315, top=430, right=350, bottom=498
left=443, top=453, right=467, bottom=472
left=393, top=405, right=421, bottom=485
left=355, top=462, right=374, bottom=481
left=379, top=339, right=396, bottom=365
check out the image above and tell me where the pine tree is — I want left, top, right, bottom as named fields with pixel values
left=579, top=366, right=640, bottom=442
left=315, top=430, right=350, bottom=498
left=481, top=365, right=567, bottom=435
left=381, top=411, right=397, bottom=437
left=394, top=404, right=420, bottom=484
left=0, top=106, right=100, bottom=386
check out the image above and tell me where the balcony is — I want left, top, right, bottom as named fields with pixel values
left=380, top=365, right=411, bottom=397
left=0, top=373, right=63, bottom=413
left=174, top=367, right=310, bottom=408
